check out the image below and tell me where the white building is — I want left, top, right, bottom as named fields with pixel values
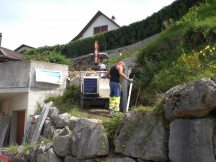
left=71, top=10, right=120, bottom=41
left=0, top=61, right=68, bottom=145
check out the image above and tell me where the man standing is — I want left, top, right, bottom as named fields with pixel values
left=98, top=57, right=106, bottom=70
left=105, top=61, right=133, bottom=114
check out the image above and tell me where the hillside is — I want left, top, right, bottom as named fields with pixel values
left=130, top=2, right=216, bottom=107
left=66, top=2, right=216, bottom=116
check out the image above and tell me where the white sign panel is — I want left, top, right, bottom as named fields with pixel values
left=35, top=69, right=62, bottom=85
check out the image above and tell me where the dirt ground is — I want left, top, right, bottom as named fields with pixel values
left=81, top=108, right=112, bottom=120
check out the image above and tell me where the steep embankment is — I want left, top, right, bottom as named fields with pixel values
left=72, top=34, right=160, bottom=71
left=132, top=3, right=216, bottom=106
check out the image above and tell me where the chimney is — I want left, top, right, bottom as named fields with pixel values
left=0, top=33, right=2, bottom=47
left=111, top=16, right=116, bottom=21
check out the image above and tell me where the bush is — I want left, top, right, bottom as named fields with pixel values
left=23, top=51, right=71, bottom=67
left=61, top=84, right=82, bottom=104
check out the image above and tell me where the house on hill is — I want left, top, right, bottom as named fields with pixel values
left=71, top=10, right=120, bottom=41
left=14, top=44, right=35, bottom=53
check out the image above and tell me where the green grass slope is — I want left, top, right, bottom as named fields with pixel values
left=131, top=2, right=216, bottom=107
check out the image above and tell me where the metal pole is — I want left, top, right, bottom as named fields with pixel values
left=122, top=67, right=129, bottom=112
left=126, top=82, right=133, bottom=112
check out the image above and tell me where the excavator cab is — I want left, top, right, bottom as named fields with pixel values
left=90, top=53, right=109, bottom=71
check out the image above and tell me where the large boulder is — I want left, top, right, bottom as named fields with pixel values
left=169, top=118, right=215, bottom=162
left=42, top=118, right=55, bottom=139
left=114, top=111, right=167, bottom=161
left=37, top=148, right=63, bottom=162
left=52, top=113, right=70, bottom=128
left=163, top=78, right=216, bottom=121
left=53, top=126, right=70, bottom=139
left=71, top=118, right=109, bottom=159
left=53, top=135, right=71, bottom=157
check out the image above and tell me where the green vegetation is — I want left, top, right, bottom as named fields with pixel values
left=8, top=144, right=19, bottom=154
left=8, top=136, right=54, bottom=155
left=102, top=114, right=125, bottom=150
left=23, top=50, right=72, bottom=69
left=133, top=2, right=216, bottom=106
left=132, top=92, right=164, bottom=116
left=39, top=136, right=54, bottom=144
left=45, top=84, right=81, bottom=106
left=36, top=101, right=43, bottom=114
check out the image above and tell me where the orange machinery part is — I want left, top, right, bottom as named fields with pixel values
left=94, top=40, right=99, bottom=64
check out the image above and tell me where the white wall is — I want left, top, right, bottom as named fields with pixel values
left=0, top=60, right=68, bottom=131
left=83, top=15, right=119, bottom=39
left=0, top=60, right=69, bottom=144
left=0, top=60, right=68, bottom=91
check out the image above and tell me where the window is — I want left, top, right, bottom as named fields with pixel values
left=94, top=25, right=108, bottom=35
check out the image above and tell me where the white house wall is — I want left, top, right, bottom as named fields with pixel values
left=83, top=15, right=119, bottom=39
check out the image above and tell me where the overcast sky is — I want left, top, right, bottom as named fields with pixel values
left=1, top=0, right=175, bottom=50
